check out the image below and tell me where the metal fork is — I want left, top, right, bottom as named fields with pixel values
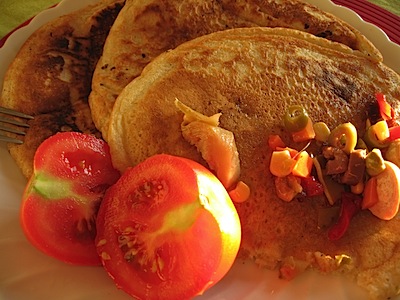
left=0, top=106, right=34, bottom=144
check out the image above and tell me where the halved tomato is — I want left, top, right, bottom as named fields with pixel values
left=20, top=132, right=120, bottom=265
left=95, top=154, right=241, bottom=300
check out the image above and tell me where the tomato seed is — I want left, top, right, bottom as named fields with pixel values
left=101, top=252, right=111, bottom=260
left=97, top=239, right=107, bottom=247
left=131, top=180, right=168, bottom=205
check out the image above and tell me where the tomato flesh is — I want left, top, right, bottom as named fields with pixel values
left=20, top=132, right=120, bottom=265
left=95, top=154, right=241, bottom=300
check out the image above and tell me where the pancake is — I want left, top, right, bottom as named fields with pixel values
left=89, top=0, right=382, bottom=140
left=0, top=0, right=124, bottom=178
left=108, top=27, right=400, bottom=299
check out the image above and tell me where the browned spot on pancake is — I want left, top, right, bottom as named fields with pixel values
left=320, top=70, right=357, bottom=103
left=0, top=0, right=125, bottom=178
left=316, top=30, right=333, bottom=39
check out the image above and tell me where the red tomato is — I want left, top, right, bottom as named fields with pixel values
left=95, top=154, right=241, bottom=300
left=20, top=132, right=120, bottom=265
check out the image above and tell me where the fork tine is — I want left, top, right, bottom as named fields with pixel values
left=0, top=134, right=24, bottom=144
left=0, top=116, right=30, bottom=127
left=0, top=107, right=34, bottom=119
left=0, top=124, right=27, bottom=135
left=0, top=106, right=34, bottom=144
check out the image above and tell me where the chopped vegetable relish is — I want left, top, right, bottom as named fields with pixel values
left=269, top=93, right=400, bottom=240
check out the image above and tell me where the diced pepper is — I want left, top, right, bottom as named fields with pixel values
left=269, top=150, right=296, bottom=177
left=364, top=120, right=390, bottom=149
left=284, top=105, right=309, bottom=132
left=228, top=181, right=251, bottom=203
left=274, top=175, right=302, bottom=202
left=388, top=126, right=400, bottom=142
left=376, top=92, right=394, bottom=121
left=292, top=151, right=313, bottom=178
left=328, top=192, right=362, bottom=241
left=276, top=147, right=298, bottom=158
left=372, top=120, right=390, bottom=141
left=292, top=118, right=315, bottom=143
left=268, top=134, right=286, bottom=150
left=301, top=176, right=324, bottom=197
left=362, top=177, right=378, bottom=209
left=313, top=122, right=331, bottom=143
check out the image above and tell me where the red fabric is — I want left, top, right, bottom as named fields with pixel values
left=332, top=0, right=400, bottom=45
left=0, top=4, right=58, bottom=48
left=0, top=1, right=399, bottom=48
left=0, top=19, right=32, bottom=48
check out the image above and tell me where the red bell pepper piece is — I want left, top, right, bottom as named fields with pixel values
left=388, top=126, right=400, bottom=141
left=328, top=192, right=362, bottom=241
left=376, top=93, right=394, bottom=122
left=301, top=176, right=324, bottom=197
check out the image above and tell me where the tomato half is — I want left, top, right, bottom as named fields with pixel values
left=95, top=154, right=241, bottom=300
left=20, top=132, right=120, bottom=265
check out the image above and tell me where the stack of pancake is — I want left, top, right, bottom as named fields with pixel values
left=1, top=0, right=400, bottom=299
left=1, top=0, right=124, bottom=178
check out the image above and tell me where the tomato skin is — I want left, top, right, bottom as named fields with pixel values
left=20, top=132, right=120, bottom=265
left=21, top=191, right=100, bottom=265
left=96, top=154, right=241, bottom=300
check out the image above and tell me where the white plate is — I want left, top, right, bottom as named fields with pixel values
left=0, top=1, right=399, bottom=300
left=307, top=0, right=400, bottom=73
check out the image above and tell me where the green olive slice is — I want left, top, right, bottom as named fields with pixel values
left=366, top=148, right=386, bottom=176
left=283, top=105, right=309, bottom=132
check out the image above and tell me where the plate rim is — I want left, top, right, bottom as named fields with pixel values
left=0, top=0, right=399, bottom=299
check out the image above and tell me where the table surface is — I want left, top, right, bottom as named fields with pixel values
left=0, top=0, right=399, bottom=41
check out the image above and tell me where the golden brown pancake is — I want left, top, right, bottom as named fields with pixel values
left=108, top=27, right=400, bottom=299
left=89, top=0, right=382, bottom=140
left=0, top=0, right=124, bottom=178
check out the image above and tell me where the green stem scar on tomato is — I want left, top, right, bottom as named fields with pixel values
left=160, top=200, right=201, bottom=232
left=20, top=132, right=120, bottom=266
left=95, top=154, right=242, bottom=300
left=31, top=172, right=78, bottom=199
